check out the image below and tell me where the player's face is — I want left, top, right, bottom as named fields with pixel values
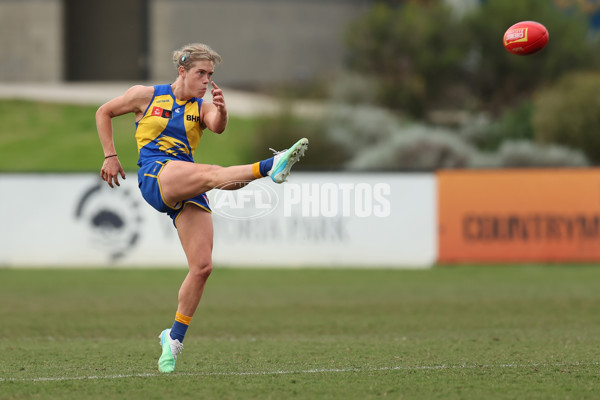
left=185, top=60, right=214, bottom=98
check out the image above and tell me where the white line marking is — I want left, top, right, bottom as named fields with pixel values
left=1, top=361, right=598, bottom=383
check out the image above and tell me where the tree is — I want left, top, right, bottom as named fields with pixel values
left=345, top=2, right=470, bottom=117
left=533, top=71, right=600, bottom=163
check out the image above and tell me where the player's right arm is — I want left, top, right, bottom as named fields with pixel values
left=96, top=85, right=154, bottom=188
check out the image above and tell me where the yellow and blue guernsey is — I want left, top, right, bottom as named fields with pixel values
left=136, top=84, right=210, bottom=223
left=136, top=84, right=203, bottom=166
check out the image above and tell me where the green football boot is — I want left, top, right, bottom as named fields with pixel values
left=158, top=328, right=183, bottom=373
left=268, top=138, right=309, bottom=183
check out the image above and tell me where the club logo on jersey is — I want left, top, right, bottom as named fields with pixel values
left=151, top=106, right=172, bottom=119
left=156, top=137, right=191, bottom=157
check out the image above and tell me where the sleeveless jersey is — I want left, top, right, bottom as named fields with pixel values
left=135, top=84, right=204, bottom=167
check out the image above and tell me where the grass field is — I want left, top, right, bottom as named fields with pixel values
left=2, top=99, right=599, bottom=398
left=1, top=266, right=599, bottom=399
left=0, top=100, right=259, bottom=172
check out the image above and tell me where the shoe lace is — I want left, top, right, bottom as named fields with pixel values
left=269, top=147, right=287, bottom=156
left=171, top=340, right=184, bottom=357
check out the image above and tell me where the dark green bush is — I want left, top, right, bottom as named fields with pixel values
left=532, top=71, right=600, bottom=163
left=344, top=2, right=470, bottom=117
left=465, top=101, right=535, bottom=152
left=252, top=110, right=350, bottom=170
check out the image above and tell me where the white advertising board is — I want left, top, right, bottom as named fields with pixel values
left=0, top=173, right=436, bottom=268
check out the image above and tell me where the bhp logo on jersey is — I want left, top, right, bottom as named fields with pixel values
left=186, top=114, right=201, bottom=123
left=151, top=106, right=172, bottom=119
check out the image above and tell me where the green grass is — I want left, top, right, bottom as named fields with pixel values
left=1, top=266, right=599, bottom=399
left=0, top=100, right=260, bottom=172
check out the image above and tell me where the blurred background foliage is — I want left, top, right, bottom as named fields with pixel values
left=256, top=0, right=600, bottom=171
left=2, top=0, right=598, bottom=173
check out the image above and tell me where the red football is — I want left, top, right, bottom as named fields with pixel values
left=503, top=21, right=549, bottom=55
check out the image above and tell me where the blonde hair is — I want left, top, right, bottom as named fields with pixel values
left=172, top=43, right=222, bottom=70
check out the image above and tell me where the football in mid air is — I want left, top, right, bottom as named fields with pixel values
left=503, top=21, right=549, bottom=55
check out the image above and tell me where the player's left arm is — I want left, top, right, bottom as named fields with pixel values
left=201, top=81, right=228, bottom=134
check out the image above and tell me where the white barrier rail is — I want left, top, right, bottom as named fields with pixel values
left=0, top=173, right=437, bottom=268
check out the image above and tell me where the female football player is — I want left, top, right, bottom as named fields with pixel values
left=96, top=43, right=308, bottom=373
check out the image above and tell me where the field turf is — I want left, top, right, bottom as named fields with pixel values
left=0, top=100, right=258, bottom=172
left=0, top=266, right=599, bottom=399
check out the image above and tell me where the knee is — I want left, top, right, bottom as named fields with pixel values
left=190, top=261, right=213, bottom=282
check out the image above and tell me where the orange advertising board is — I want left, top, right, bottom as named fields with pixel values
left=438, top=169, right=600, bottom=263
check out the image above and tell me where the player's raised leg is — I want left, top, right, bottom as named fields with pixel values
left=159, top=138, right=309, bottom=206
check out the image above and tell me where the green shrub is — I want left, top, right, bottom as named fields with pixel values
left=347, top=124, right=476, bottom=171
left=344, top=2, right=470, bottom=116
left=251, top=110, right=351, bottom=170
left=532, top=71, right=600, bottom=163
left=472, top=140, right=588, bottom=168
left=252, top=102, right=589, bottom=171
left=463, top=101, right=535, bottom=152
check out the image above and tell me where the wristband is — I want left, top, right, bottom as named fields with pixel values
left=104, top=154, right=118, bottom=159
